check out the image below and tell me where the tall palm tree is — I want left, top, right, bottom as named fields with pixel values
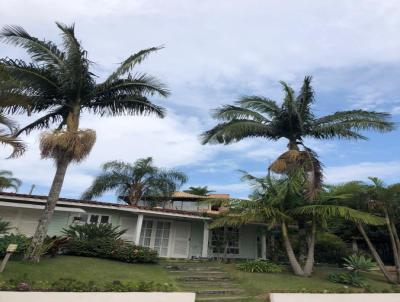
left=0, top=170, right=21, bottom=192
left=184, top=186, right=215, bottom=196
left=82, top=157, right=188, bottom=205
left=0, top=23, right=169, bottom=262
left=213, top=171, right=384, bottom=277
left=201, top=76, right=394, bottom=197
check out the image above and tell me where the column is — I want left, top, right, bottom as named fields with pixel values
left=261, top=234, right=267, bottom=259
left=134, top=214, right=144, bottom=245
left=201, top=221, right=210, bottom=258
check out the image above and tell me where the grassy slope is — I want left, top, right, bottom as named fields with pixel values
left=221, top=263, right=398, bottom=297
left=0, top=256, right=177, bottom=286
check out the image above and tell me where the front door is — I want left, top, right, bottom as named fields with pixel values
left=172, top=221, right=191, bottom=258
left=139, top=219, right=171, bottom=257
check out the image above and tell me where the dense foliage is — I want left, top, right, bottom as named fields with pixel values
left=62, top=223, right=157, bottom=263
left=0, top=218, right=11, bottom=234
left=62, top=223, right=126, bottom=241
left=0, top=275, right=175, bottom=292
left=237, top=259, right=282, bottom=273
left=0, top=234, right=29, bottom=257
left=314, top=233, right=349, bottom=265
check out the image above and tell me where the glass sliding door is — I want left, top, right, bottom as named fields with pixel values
left=139, top=219, right=171, bottom=257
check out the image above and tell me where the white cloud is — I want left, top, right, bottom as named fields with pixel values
left=325, top=161, right=400, bottom=184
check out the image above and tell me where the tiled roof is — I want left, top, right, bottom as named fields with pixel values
left=0, top=192, right=210, bottom=218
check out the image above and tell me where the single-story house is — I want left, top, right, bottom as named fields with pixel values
left=0, top=192, right=268, bottom=259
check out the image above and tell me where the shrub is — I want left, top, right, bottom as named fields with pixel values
left=343, top=254, right=376, bottom=273
left=65, top=238, right=158, bottom=263
left=0, top=218, right=11, bottom=234
left=328, top=254, right=376, bottom=288
left=0, top=234, right=29, bottom=257
left=237, top=259, right=282, bottom=273
left=315, top=233, right=348, bottom=265
left=0, top=277, right=176, bottom=292
left=43, top=236, right=70, bottom=257
left=328, top=272, right=366, bottom=288
left=62, top=223, right=126, bottom=240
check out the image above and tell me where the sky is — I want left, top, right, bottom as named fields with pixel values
left=0, top=0, right=399, bottom=201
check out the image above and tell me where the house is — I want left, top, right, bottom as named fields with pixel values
left=0, top=192, right=267, bottom=259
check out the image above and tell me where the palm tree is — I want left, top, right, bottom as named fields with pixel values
left=213, top=171, right=384, bottom=277
left=184, top=186, right=215, bottom=196
left=0, top=23, right=169, bottom=262
left=201, top=76, right=394, bottom=197
left=0, top=170, right=21, bottom=192
left=333, top=179, right=400, bottom=283
left=81, top=157, right=188, bottom=205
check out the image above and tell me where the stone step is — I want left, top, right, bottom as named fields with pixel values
left=165, top=265, right=222, bottom=271
left=170, top=270, right=226, bottom=274
left=196, top=296, right=252, bottom=302
left=177, top=276, right=234, bottom=282
left=181, top=282, right=241, bottom=288
left=196, top=289, right=244, bottom=295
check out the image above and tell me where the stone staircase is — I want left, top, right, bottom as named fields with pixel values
left=164, top=261, right=253, bottom=302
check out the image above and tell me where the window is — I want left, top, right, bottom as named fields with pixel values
left=211, top=227, right=240, bottom=255
left=87, top=214, right=110, bottom=225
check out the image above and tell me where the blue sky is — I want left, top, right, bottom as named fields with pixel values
left=0, top=0, right=399, bottom=201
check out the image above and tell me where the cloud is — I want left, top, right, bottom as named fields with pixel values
left=325, top=161, right=400, bottom=184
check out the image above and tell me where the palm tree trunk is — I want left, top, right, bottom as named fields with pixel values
left=384, top=211, right=400, bottom=283
left=303, top=220, right=317, bottom=276
left=391, top=221, right=400, bottom=260
left=356, top=222, right=396, bottom=283
left=24, top=157, right=70, bottom=262
left=281, top=222, right=304, bottom=276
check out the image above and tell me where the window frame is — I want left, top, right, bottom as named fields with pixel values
left=87, top=213, right=111, bottom=225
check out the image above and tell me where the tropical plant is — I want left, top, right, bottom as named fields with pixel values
left=0, top=23, right=169, bottom=262
left=0, top=218, right=11, bottom=234
left=81, top=157, right=187, bottom=205
left=329, top=254, right=376, bottom=288
left=343, top=254, right=376, bottom=273
left=212, top=171, right=384, bottom=277
left=184, top=186, right=215, bottom=196
left=62, top=223, right=126, bottom=241
left=0, top=234, right=29, bottom=257
left=0, top=170, right=21, bottom=192
left=237, top=259, right=282, bottom=273
left=0, top=113, right=25, bottom=158
left=201, top=76, right=394, bottom=198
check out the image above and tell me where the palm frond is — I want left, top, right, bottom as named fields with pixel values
left=212, top=105, right=270, bottom=123
left=236, top=96, right=280, bottom=116
left=106, top=46, right=163, bottom=83
left=200, top=119, right=277, bottom=144
left=0, top=130, right=26, bottom=158
left=290, top=205, right=385, bottom=225
left=0, top=25, right=64, bottom=66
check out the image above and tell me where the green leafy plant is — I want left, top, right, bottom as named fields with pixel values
left=237, top=259, right=282, bottom=273
left=0, top=218, right=11, bottom=234
left=62, top=223, right=126, bottom=241
left=328, top=254, right=376, bottom=288
left=328, top=272, right=366, bottom=288
left=343, top=254, right=376, bottom=273
left=0, top=234, right=29, bottom=257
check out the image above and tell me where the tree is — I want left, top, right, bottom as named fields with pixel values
left=184, top=186, right=215, bottom=196
left=333, top=178, right=400, bottom=284
left=201, top=76, right=394, bottom=197
left=0, top=23, right=169, bottom=262
left=81, top=157, right=188, bottom=205
left=213, top=171, right=384, bottom=277
left=0, top=170, right=21, bottom=192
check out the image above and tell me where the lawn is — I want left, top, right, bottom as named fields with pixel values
left=0, top=256, right=177, bottom=287
left=0, top=256, right=398, bottom=299
left=221, top=263, right=399, bottom=297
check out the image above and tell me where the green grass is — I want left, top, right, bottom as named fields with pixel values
left=1, top=256, right=398, bottom=299
left=221, top=263, right=399, bottom=297
left=0, top=256, right=177, bottom=287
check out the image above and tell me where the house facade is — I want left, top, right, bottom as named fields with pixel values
left=0, top=192, right=267, bottom=259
